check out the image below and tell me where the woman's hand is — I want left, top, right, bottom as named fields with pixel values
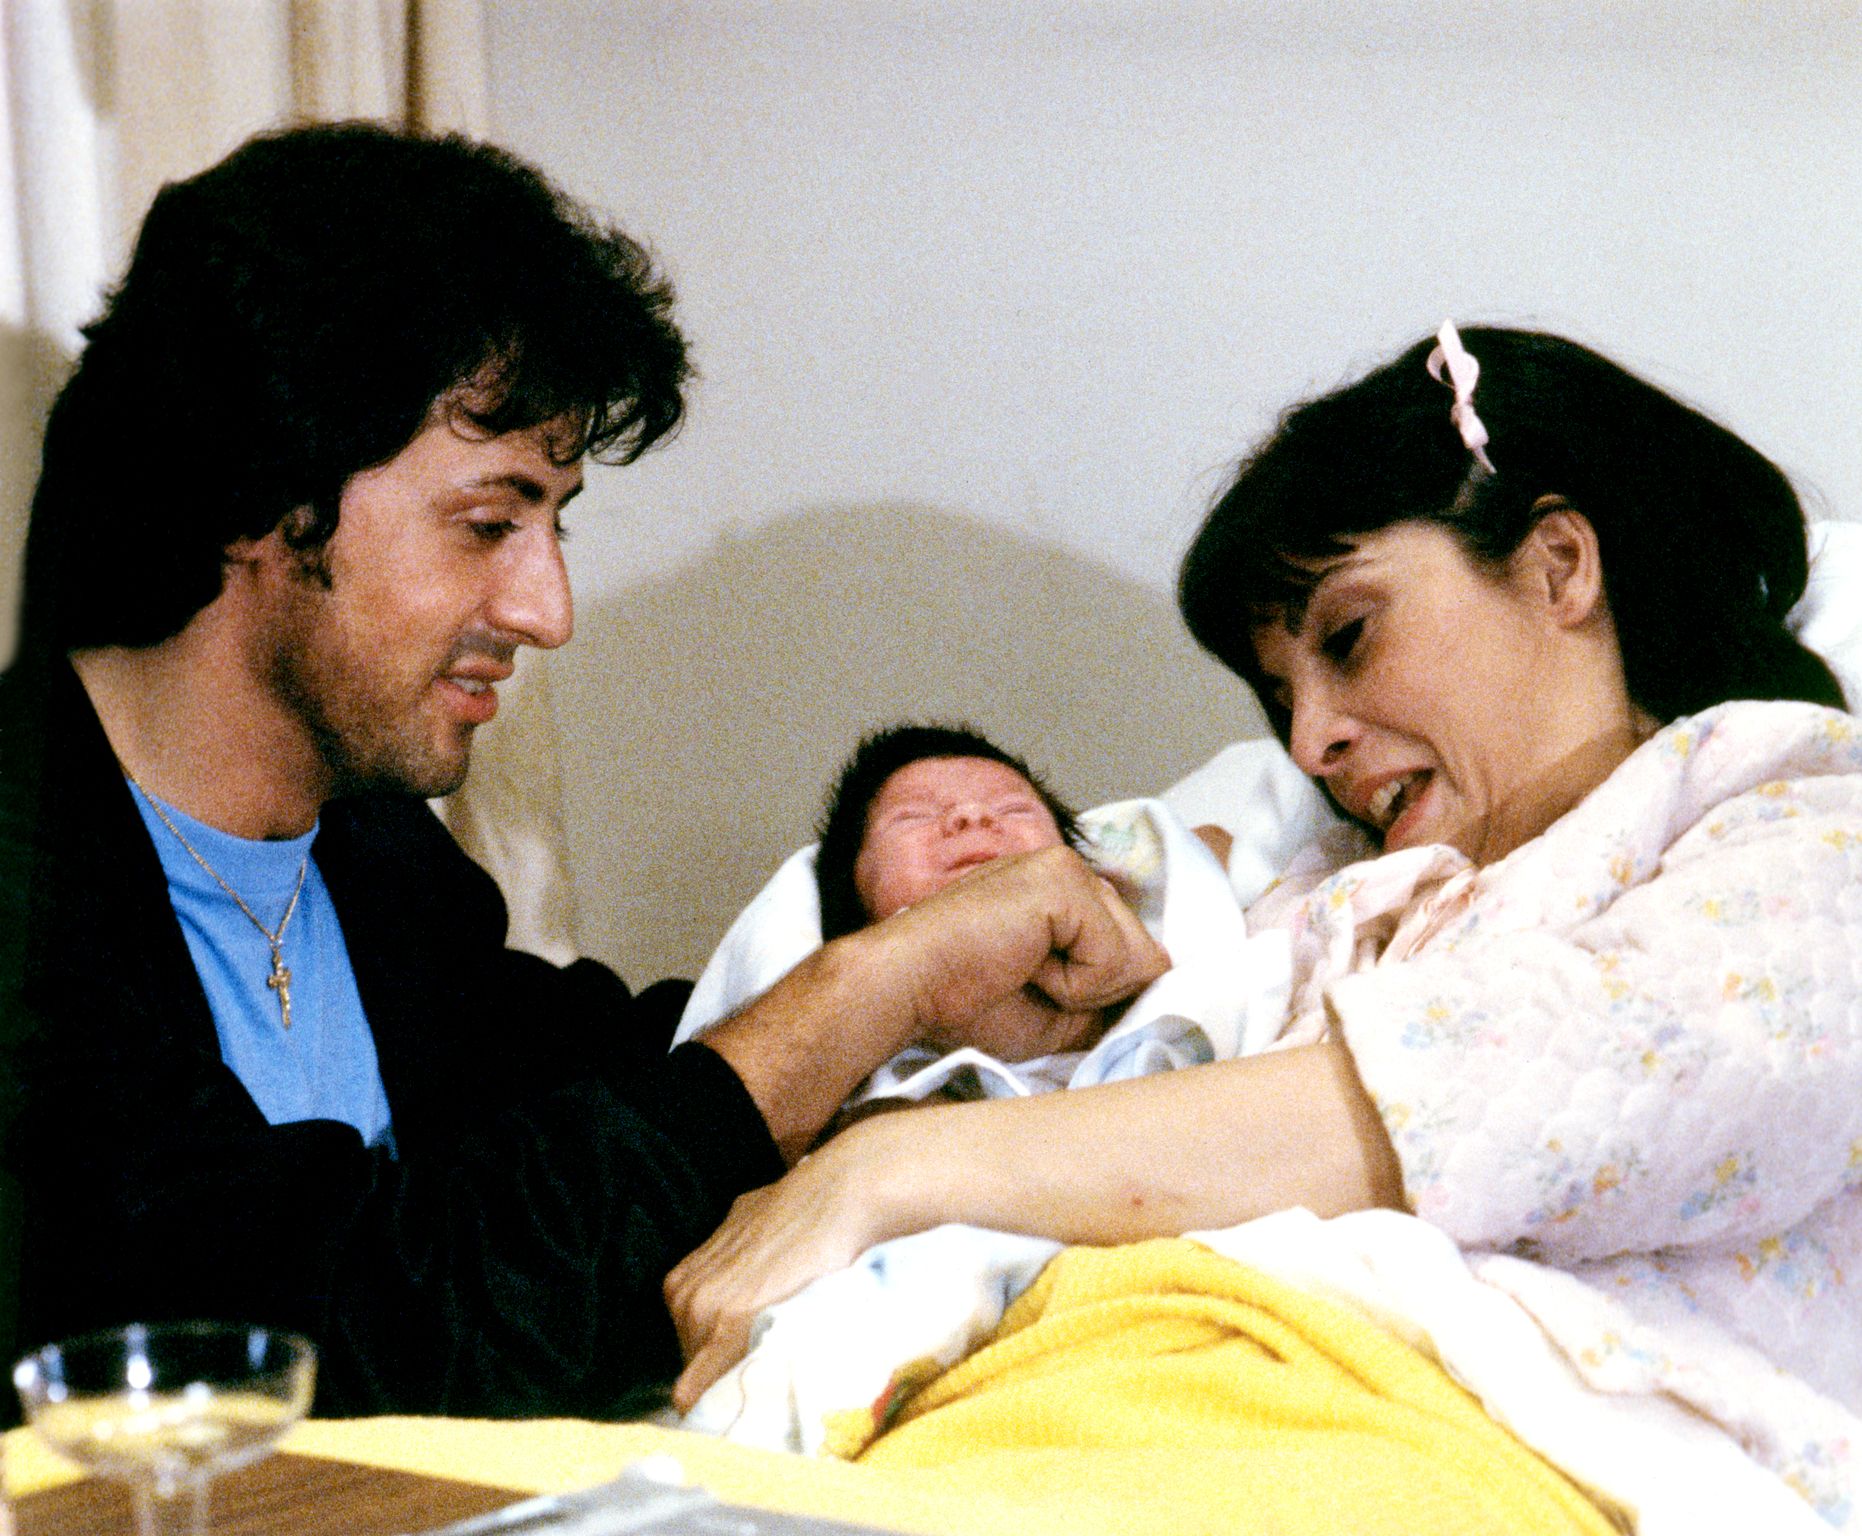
left=665, top=1042, right=1406, bottom=1412
left=666, top=1122, right=902, bottom=1412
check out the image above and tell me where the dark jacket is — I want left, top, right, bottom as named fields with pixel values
left=0, top=651, right=783, bottom=1416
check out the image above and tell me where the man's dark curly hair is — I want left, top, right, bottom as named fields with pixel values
left=22, top=121, right=690, bottom=650
left=814, top=723, right=1080, bottom=943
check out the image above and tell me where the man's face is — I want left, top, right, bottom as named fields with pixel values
left=257, top=409, right=581, bottom=800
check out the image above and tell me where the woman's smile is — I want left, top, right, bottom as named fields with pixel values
left=1250, top=515, right=1647, bottom=865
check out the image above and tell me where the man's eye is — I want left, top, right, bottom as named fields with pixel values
left=1321, top=618, right=1364, bottom=662
left=469, top=520, right=517, bottom=543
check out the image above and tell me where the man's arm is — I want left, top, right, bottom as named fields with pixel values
left=700, top=845, right=1169, bottom=1162
left=5, top=655, right=1162, bottom=1409
left=8, top=773, right=788, bottom=1417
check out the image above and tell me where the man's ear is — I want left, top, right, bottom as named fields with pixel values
left=222, top=507, right=317, bottom=574
left=1519, top=496, right=1605, bottom=629
left=221, top=533, right=269, bottom=572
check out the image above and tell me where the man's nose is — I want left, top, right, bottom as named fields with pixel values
left=491, top=530, right=574, bottom=650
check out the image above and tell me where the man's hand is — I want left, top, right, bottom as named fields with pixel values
left=702, top=844, right=1168, bottom=1162
left=871, top=844, right=1169, bottom=1058
left=926, top=988, right=1106, bottom=1063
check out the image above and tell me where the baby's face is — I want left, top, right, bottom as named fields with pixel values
left=854, top=756, right=1067, bottom=923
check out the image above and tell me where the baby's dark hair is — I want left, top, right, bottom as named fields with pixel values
left=815, top=723, right=1080, bottom=941
left=1179, top=326, right=1843, bottom=740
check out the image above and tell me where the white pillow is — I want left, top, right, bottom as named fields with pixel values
left=1156, top=743, right=1351, bottom=905
left=681, top=519, right=1862, bottom=1041
left=1794, top=521, right=1862, bottom=709
left=1160, top=520, right=1862, bottom=884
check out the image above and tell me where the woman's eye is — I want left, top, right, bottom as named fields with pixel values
left=1321, top=618, right=1365, bottom=663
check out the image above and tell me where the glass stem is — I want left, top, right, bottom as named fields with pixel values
left=133, top=1474, right=210, bottom=1536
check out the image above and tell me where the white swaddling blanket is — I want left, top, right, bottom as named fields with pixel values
left=674, top=797, right=1293, bottom=1102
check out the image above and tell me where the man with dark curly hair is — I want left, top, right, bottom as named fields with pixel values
left=0, top=125, right=1165, bottom=1418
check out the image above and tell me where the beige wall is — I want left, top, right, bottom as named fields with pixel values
left=8, top=2, right=1858, bottom=987
left=483, top=0, right=1862, bottom=984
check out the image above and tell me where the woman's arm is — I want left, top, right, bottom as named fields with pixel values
left=666, top=1038, right=1403, bottom=1408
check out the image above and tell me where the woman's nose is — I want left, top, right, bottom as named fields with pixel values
left=1286, top=691, right=1355, bottom=777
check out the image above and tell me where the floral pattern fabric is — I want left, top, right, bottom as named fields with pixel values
left=1249, top=701, right=1862, bottom=1527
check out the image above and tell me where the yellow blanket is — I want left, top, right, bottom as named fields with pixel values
left=854, top=1238, right=1624, bottom=1536
left=5, top=1242, right=1624, bottom=1536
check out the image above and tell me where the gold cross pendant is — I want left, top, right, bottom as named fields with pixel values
left=266, top=946, right=294, bottom=1030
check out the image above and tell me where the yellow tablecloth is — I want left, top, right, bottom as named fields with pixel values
left=3, top=1414, right=1035, bottom=1534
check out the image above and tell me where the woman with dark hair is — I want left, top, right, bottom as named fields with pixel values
left=1180, top=324, right=1842, bottom=766
left=670, top=326, right=1861, bottom=1527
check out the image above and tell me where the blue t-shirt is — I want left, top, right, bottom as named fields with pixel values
left=130, top=784, right=394, bottom=1148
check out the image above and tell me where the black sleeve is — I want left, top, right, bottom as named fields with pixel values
left=319, top=1043, right=778, bottom=1415
left=3, top=663, right=785, bottom=1417
left=17, top=1028, right=779, bottom=1419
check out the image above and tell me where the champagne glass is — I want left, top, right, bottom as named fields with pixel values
left=12, top=1321, right=315, bottom=1536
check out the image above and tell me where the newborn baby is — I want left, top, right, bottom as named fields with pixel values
left=676, top=724, right=1270, bottom=1127
left=812, top=724, right=1109, bottom=1064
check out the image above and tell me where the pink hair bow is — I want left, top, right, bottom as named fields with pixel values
left=1425, top=320, right=1496, bottom=474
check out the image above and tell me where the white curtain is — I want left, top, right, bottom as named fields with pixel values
left=1, top=0, right=583, bottom=963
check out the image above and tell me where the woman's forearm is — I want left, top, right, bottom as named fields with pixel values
left=859, top=1039, right=1408, bottom=1247
left=667, top=1039, right=1407, bottom=1409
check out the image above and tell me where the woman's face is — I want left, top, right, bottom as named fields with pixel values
left=1249, top=518, right=1637, bottom=865
left=854, top=756, right=1067, bottom=922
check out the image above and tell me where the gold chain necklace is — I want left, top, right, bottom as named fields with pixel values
left=126, top=772, right=310, bottom=1031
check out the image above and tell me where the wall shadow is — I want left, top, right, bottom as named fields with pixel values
left=553, top=502, right=1268, bottom=985
left=0, top=326, right=75, bottom=665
